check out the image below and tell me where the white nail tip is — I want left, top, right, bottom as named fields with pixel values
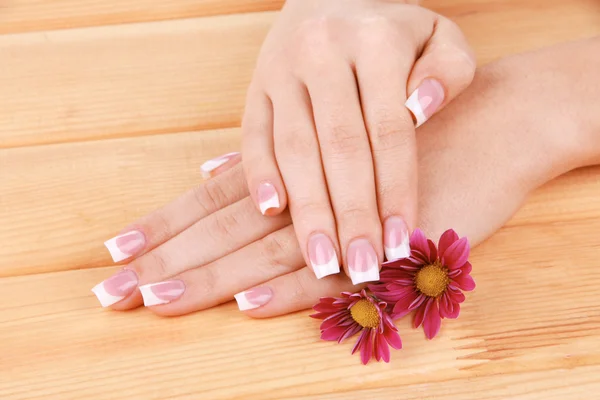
left=349, top=267, right=380, bottom=286
left=405, top=89, right=427, bottom=128
left=104, top=234, right=132, bottom=263
left=139, top=284, right=169, bottom=307
left=311, top=255, right=341, bottom=279
left=384, top=241, right=411, bottom=262
left=234, top=292, right=259, bottom=311
left=259, top=195, right=280, bottom=215
left=91, top=283, right=125, bottom=308
left=200, top=152, right=240, bottom=178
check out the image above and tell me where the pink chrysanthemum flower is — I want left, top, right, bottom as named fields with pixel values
left=311, top=289, right=402, bottom=364
left=370, top=229, right=475, bottom=340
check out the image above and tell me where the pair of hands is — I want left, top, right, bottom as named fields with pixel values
left=240, top=0, right=475, bottom=284
left=94, top=39, right=595, bottom=317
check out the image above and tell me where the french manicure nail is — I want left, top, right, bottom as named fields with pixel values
left=104, top=230, right=146, bottom=263
left=91, top=269, right=138, bottom=307
left=308, top=233, right=340, bottom=279
left=257, top=182, right=280, bottom=215
left=405, top=78, right=445, bottom=127
left=234, top=287, right=273, bottom=311
left=384, top=216, right=411, bottom=261
left=139, top=280, right=186, bottom=307
left=200, top=152, right=240, bottom=179
left=347, top=239, right=379, bottom=285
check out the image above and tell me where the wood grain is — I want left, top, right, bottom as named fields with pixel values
left=1, top=0, right=600, bottom=398
left=0, top=0, right=284, bottom=34
left=1, top=220, right=598, bottom=399
left=1, top=0, right=598, bottom=149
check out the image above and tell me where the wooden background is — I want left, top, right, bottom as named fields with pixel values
left=1, top=0, right=600, bottom=398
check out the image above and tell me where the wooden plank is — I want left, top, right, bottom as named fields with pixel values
left=0, top=0, right=284, bottom=34
left=1, top=219, right=598, bottom=398
left=1, top=0, right=599, bottom=149
left=0, top=128, right=241, bottom=277
left=1, top=127, right=600, bottom=278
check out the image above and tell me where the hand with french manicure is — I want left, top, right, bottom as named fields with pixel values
left=241, top=0, right=476, bottom=285
left=92, top=38, right=600, bottom=315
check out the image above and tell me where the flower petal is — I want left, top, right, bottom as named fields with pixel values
left=383, top=319, right=402, bottom=350
left=442, top=237, right=470, bottom=270
left=339, top=323, right=363, bottom=343
left=427, top=239, right=438, bottom=262
left=439, top=293, right=461, bottom=319
left=461, top=262, right=473, bottom=275
left=438, top=229, right=459, bottom=259
left=423, top=300, right=442, bottom=339
left=320, top=313, right=353, bottom=330
left=413, top=299, right=429, bottom=328
left=410, top=229, right=430, bottom=260
left=453, top=273, right=476, bottom=291
left=390, top=290, right=419, bottom=319
left=351, top=329, right=368, bottom=355
left=360, top=330, right=374, bottom=365
left=375, top=331, right=391, bottom=363
left=313, top=301, right=343, bottom=313
left=447, top=287, right=466, bottom=303
left=321, top=325, right=348, bottom=341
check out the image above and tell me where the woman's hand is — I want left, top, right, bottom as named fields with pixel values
left=92, top=38, right=600, bottom=317
left=241, top=0, right=475, bottom=284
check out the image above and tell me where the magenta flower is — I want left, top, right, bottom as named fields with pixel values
left=311, top=289, right=402, bottom=364
left=370, top=229, right=475, bottom=340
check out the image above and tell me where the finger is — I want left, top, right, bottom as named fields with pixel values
left=109, top=197, right=292, bottom=310
left=242, top=85, right=287, bottom=216
left=139, top=225, right=304, bottom=315
left=237, top=267, right=357, bottom=318
left=271, top=82, right=341, bottom=280
left=405, top=16, right=476, bottom=127
left=200, top=151, right=241, bottom=180
left=102, top=164, right=248, bottom=264
left=306, top=63, right=383, bottom=285
left=355, top=40, right=416, bottom=262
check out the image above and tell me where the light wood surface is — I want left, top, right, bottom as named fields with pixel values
left=1, top=0, right=599, bottom=399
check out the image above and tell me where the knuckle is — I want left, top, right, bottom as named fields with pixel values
left=196, top=179, right=229, bottom=213
left=338, top=205, right=375, bottom=229
left=370, top=113, right=414, bottom=150
left=275, top=125, right=314, bottom=158
left=140, top=251, right=171, bottom=279
left=358, top=18, right=398, bottom=46
left=288, top=271, right=312, bottom=306
left=327, top=124, right=364, bottom=156
left=258, top=233, right=293, bottom=272
left=292, top=18, right=338, bottom=72
left=292, top=201, right=330, bottom=222
left=210, top=210, right=241, bottom=240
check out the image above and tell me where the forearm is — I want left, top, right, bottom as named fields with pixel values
left=492, top=36, right=600, bottom=169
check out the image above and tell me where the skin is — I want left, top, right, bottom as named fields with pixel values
left=241, top=0, right=475, bottom=283
left=107, top=37, right=600, bottom=318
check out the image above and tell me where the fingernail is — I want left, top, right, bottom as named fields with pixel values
left=257, top=182, right=280, bottom=215
left=405, top=78, right=445, bottom=127
left=139, top=280, right=186, bottom=306
left=384, top=216, right=411, bottom=261
left=104, top=230, right=146, bottom=263
left=91, top=269, right=138, bottom=307
left=200, top=152, right=240, bottom=179
left=308, top=233, right=340, bottom=279
left=234, top=287, right=273, bottom=311
left=347, top=239, right=379, bottom=285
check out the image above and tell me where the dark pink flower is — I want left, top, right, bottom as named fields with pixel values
left=369, top=229, right=475, bottom=340
left=311, top=289, right=402, bottom=364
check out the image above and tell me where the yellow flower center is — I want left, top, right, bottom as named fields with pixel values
left=350, top=299, right=380, bottom=329
left=415, top=263, right=449, bottom=298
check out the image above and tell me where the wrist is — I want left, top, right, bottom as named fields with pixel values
left=496, top=37, right=600, bottom=171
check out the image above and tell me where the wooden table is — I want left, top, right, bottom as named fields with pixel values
left=1, top=0, right=599, bottom=398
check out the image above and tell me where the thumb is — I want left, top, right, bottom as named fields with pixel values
left=405, top=16, right=476, bottom=127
